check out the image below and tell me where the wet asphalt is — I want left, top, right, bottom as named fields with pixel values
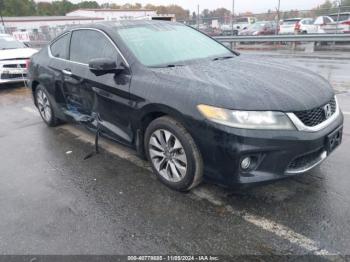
left=0, top=54, right=349, bottom=256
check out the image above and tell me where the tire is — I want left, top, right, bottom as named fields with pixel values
left=35, top=85, right=60, bottom=127
left=144, top=116, right=203, bottom=191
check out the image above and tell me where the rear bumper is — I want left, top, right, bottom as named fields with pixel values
left=192, top=111, right=344, bottom=187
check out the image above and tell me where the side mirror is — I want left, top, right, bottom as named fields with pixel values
left=89, top=58, right=121, bottom=76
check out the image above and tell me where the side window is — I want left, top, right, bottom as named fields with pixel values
left=70, top=30, right=118, bottom=64
left=50, top=33, right=70, bottom=59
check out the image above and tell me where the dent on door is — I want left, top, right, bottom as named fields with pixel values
left=63, top=63, right=133, bottom=146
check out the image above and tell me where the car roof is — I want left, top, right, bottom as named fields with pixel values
left=77, top=20, right=177, bottom=30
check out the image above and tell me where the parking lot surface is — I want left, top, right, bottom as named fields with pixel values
left=0, top=54, right=349, bottom=257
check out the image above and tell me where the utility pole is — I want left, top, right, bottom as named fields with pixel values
left=231, top=0, right=235, bottom=36
left=275, top=0, right=281, bottom=35
left=197, top=4, right=200, bottom=29
left=335, top=0, right=342, bottom=34
left=0, top=14, right=5, bottom=34
left=0, top=0, right=5, bottom=33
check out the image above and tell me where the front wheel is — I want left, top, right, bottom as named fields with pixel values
left=145, top=116, right=203, bottom=191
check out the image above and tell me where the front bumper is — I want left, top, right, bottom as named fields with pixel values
left=0, top=77, right=28, bottom=84
left=192, top=111, right=344, bottom=187
left=0, top=60, right=28, bottom=85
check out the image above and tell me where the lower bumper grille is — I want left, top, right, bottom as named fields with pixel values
left=0, top=73, right=27, bottom=80
left=286, top=148, right=327, bottom=174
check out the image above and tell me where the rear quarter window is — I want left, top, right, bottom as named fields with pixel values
left=50, top=33, right=70, bottom=59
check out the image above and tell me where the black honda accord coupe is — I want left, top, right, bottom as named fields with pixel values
left=28, top=20, right=343, bottom=191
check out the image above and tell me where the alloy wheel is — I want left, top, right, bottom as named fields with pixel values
left=36, top=89, right=52, bottom=123
left=148, top=129, right=188, bottom=183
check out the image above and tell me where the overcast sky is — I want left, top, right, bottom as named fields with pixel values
left=39, top=0, right=326, bottom=13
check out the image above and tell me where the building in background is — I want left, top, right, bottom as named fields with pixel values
left=1, top=9, right=175, bottom=45
left=66, top=9, right=175, bottom=21
left=2, top=16, right=104, bottom=41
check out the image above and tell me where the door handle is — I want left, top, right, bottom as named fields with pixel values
left=62, top=69, right=72, bottom=76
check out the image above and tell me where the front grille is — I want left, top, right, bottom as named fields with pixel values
left=0, top=73, right=27, bottom=79
left=3, top=64, right=26, bottom=68
left=286, top=148, right=325, bottom=173
left=293, top=98, right=336, bottom=127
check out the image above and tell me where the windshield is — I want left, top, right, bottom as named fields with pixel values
left=117, top=23, right=232, bottom=67
left=0, top=36, right=26, bottom=50
left=234, top=18, right=249, bottom=24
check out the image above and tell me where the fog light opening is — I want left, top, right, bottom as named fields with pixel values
left=241, top=157, right=252, bottom=170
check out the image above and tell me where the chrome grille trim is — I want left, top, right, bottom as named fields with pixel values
left=287, top=96, right=340, bottom=132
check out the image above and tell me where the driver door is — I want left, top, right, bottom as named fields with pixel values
left=63, top=29, right=133, bottom=144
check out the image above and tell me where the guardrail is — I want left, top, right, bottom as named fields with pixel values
left=214, top=34, right=350, bottom=43
left=213, top=34, right=350, bottom=51
left=27, top=34, right=350, bottom=50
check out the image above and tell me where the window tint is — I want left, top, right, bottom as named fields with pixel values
left=307, top=19, right=315, bottom=24
left=283, top=19, right=300, bottom=25
left=324, top=17, right=332, bottom=23
left=235, top=18, right=249, bottom=23
left=50, top=33, right=70, bottom=59
left=70, top=30, right=118, bottom=64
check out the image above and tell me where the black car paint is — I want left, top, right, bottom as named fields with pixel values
left=28, top=21, right=343, bottom=187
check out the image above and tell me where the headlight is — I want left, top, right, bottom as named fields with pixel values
left=197, top=104, right=295, bottom=130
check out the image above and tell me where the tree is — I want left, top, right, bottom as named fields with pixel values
left=37, top=2, right=55, bottom=16
left=1, top=0, right=36, bottom=16
left=51, top=0, right=75, bottom=16
left=314, top=0, right=336, bottom=16
left=77, top=1, right=99, bottom=9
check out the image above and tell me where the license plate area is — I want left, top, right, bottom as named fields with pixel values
left=326, top=126, right=343, bottom=154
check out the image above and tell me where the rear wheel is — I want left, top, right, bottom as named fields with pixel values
left=35, top=85, right=59, bottom=127
left=145, top=116, right=203, bottom=191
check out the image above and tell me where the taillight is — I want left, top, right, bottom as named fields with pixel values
left=295, top=21, right=301, bottom=31
left=25, top=59, right=31, bottom=69
left=341, top=20, right=350, bottom=25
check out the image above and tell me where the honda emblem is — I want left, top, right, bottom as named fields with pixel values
left=324, top=104, right=332, bottom=119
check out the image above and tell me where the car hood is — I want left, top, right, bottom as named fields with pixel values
left=0, top=48, right=38, bottom=61
left=150, top=56, right=334, bottom=112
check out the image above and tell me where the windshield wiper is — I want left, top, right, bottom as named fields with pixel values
left=212, top=56, right=234, bottom=61
left=151, top=64, right=185, bottom=68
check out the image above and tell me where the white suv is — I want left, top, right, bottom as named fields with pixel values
left=279, top=18, right=301, bottom=34
left=0, top=34, right=37, bottom=85
left=295, top=18, right=318, bottom=34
